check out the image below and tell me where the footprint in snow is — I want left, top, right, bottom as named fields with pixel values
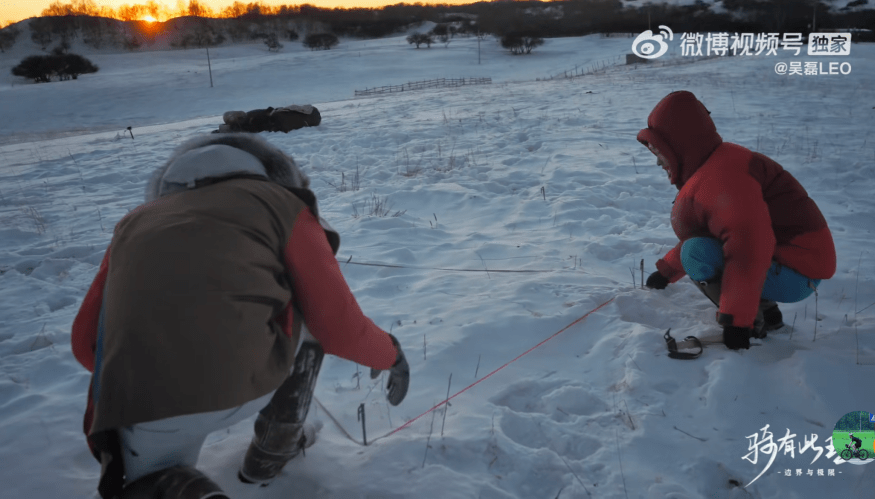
left=489, top=379, right=607, bottom=460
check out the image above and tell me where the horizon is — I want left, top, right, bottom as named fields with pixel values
left=2, top=0, right=489, bottom=27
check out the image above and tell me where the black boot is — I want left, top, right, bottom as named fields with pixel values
left=238, top=417, right=313, bottom=486
left=239, top=339, right=324, bottom=486
left=761, top=300, right=784, bottom=331
left=119, top=466, right=228, bottom=499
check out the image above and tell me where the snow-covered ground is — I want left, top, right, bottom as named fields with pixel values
left=1, top=32, right=874, bottom=499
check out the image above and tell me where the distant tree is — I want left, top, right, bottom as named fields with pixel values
left=143, top=0, right=163, bottom=20
left=406, top=32, right=433, bottom=48
left=80, top=17, right=108, bottom=48
left=430, top=24, right=451, bottom=47
left=264, top=32, right=283, bottom=51
left=221, top=1, right=247, bottom=18
left=500, top=32, right=544, bottom=55
left=39, top=16, right=80, bottom=45
left=186, top=0, right=213, bottom=18
left=29, top=18, right=54, bottom=50
left=303, top=32, right=338, bottom=50
left=188, top=21, right=224, bottom=47
left=12, top=55, right=53, bottom=82
left=11, top=52, right=98, bottom=83
left=40, top=0, right=101, bottom=17
left=51, top=40, right=70, bottom=55
left=61, top=53, right=99, bottom=78
left=0, top=26, right=20, bottom=53
left=287, top=29, right=299, bottom=41
left=117, top=4, right=146, bottom=21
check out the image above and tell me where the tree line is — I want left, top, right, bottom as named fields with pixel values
left=4, top=0, right=873, bottom=43
left=835, top=411, right=874, bottom=432
left=3, top=0, right=874, bottom=81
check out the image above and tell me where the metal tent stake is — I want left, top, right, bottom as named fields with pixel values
left=206, top=47, right=213, bottom=88
left=357, top=403, right=367, bottom=445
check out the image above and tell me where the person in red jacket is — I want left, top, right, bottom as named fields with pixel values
left=72, top=134, right=410, bottom=499
left=637, top=91, right=836, bottom=350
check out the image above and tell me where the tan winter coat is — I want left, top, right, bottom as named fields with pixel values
left=93, top=178, right=310, bottom=432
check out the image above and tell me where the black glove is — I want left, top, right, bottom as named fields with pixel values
left=723, top=326, right=752, bottom=350
left=645, top=271, right=669, bottom=290
left=370, top=334, right=409, bottom=406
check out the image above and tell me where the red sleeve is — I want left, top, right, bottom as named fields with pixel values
left=705, top=175, right=776, bottom=328
left=72, top=245, right=111, bottom=373
left=656, top=241, right=686, bottom=283
left=285, top=209, right=397, bottom=370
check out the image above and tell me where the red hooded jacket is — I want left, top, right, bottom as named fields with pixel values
left=637, top=91, right=836, bottom=328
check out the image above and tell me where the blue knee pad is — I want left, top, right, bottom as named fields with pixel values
left=681, top=237, right=820, bottom=303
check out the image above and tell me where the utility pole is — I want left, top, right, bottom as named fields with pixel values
left=206, top=46, right=213, bottom=88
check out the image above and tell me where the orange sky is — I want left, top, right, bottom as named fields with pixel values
left=2, top=0, right=481, bottom=26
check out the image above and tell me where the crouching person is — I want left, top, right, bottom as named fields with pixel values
left=637, top=91, right=836, bottom=350
left=71, top=134, right=410, bottom=498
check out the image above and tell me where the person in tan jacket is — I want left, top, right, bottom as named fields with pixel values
left=72, top=134, right=409, bottom=498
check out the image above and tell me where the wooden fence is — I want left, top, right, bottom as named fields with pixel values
left=539, top=55, right=625, bottom=81
left=354, top=77, right=492, bottom=97
left=539, top=53, right=724, bottom=81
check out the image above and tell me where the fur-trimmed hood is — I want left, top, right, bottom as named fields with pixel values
left=144, top=133, right=339, bottom=253
left=146, top=133, right=311, bottom=203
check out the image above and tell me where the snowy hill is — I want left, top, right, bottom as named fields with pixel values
left=1, top=31, right=874, bottom=499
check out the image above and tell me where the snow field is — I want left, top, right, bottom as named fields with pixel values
left=1, top=33, right=875, bottom=498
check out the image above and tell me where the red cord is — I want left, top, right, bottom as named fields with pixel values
left=384, top=296, right=616, bottom=438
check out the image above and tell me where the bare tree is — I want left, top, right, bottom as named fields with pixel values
left=303, top=32, right=338, bottom=50
left=430, top=24, right=451, bottom=47
left=500, top=32, right=544, bottom=55
left=406, top=32, right=433, bottom=48
left=264, top=32, right=283, bottom=51
left=0, top=26, right=20, bottom=53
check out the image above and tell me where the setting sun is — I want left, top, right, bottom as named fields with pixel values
left=142, top=15, right=157, bottom=22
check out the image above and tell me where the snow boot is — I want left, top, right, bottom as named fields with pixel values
left=237, top=419, right=318, bottom=486
left=691, top=277, right=768, bottom=339
left=238, top=339, right=324, bottom=486
left=119, top=466, right=228, bottom=499
left=761, top=300, right=784, bottom=332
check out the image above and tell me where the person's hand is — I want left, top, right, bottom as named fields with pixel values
left=645, top=272, right=669, bottom=290
left=723, top=326, right=752, bottom=350
left=370, top=334, right=409, bottom=406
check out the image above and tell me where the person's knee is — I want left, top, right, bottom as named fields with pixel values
left=681, top=237, right=724, bottom=281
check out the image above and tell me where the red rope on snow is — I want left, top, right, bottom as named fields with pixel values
left=380, top=296, right=616, bottom=439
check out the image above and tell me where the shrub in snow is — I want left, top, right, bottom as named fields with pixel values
left=11, top=53, right=99, bottom=83
left=500, top=33, right=544, bottom=55
left=264, top=32, right=283, bottom=51
left=406, top=32, right=434, bottom=49
left=303, top=33, right=339, bottom=50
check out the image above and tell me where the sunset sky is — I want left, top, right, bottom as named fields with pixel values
left=2, top=0, right=481, bottom=26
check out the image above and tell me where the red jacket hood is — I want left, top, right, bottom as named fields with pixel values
left=637, top=91, right=723, bottom=189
